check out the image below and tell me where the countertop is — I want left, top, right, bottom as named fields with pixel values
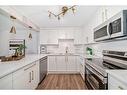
left=106, top=70, right=127, bottom=85
left=0, top=54, right=47, bottom=79
left=0, top=53, right=101, bottom=79
left=47, top=53, right=101, bottom=58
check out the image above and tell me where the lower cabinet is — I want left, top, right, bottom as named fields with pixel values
left=79, top=57, right=85, bottom=80
left=48, top=56, right=57, bottom=72
left=48, top=55, right=79, bottom=73
left=56, top=56, right=66, bottom=72
left=108, top=74, right=127, bottom=90
left=0, top=74, right=13, bottom=89
left=67, top=56, right=77, bottom=72
left=13, top=61, right=39, bottom=89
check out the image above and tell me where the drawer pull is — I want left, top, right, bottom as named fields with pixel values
left=32, top=71, right=34, bottom=80
left=118, top=86, right=124, bottom=90
left=29, top=72, right=31, bottom=83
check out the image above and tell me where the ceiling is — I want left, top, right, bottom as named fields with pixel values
left=12, top=6, right=100, bottom=28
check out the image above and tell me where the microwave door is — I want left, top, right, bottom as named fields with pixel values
left=109, top=10, right=127, bottom=38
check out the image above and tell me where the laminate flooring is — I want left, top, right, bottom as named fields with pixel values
left=37, top=74, right=87, bottom=90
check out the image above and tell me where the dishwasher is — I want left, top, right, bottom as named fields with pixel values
left=39, top=56, right=47, bottom=84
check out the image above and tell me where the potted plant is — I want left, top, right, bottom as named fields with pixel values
left=15, top=44, right=26, bottom=57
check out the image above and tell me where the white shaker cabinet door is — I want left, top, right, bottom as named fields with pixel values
left=13, top=63, right=35, bottom=89
left=48, top=56, right=57, bottom=71
left=67, top=56, right=77, bottom=72
left=108, top=74, right=127, bottom=90
left=0, top=74, right=13, bottom=89
left=30, top=62, right=39, bottom=89
left=56, top=56, right=66, bottom=72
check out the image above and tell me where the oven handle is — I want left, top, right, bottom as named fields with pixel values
left=86, top=65, right=107, bottom=84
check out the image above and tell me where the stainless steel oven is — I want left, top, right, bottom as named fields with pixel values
left=85, top=64, right=107, bottom=89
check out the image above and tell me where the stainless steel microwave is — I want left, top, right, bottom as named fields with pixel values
left=94, top=10, right=127, bottom=42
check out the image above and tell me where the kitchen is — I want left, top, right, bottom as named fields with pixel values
left=0, top=5, right=127, bottom=90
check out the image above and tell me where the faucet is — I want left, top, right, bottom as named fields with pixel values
left=65, top=46, right=68, bottom=54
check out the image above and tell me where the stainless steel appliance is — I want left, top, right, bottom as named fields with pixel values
left=39, top=56, right=47, bottom=84
left=85, top=50, right=127, bottom=89
left=40, top=45, right=47, bottom=54
left=94, top=10, right=127, bottom=41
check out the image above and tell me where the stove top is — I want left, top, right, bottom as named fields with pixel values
left=86, top=58, right=109, bottom=77
left=85, top=50, right=127, bottom=77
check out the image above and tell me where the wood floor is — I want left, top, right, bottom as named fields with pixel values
left=37, top=74, right=87, bottom=90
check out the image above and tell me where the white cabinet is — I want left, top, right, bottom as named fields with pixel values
left=48, top=55, right=79, bottom=73
left=79, top=57, right=85, bottom=80
left=0, top=74, right=13, bottom=89
left=56, top=56, right=66, bottom=72
left=40, top=30, right=58, bottom=44
left=48, top=56, right=57, bottom=71
left=58, top=29, right=74, bottom=39
left=40, top=28, right=83, bottom=45
left=13, top=64, right=32, bottom=89
left=31, top=61, right=39, bottom=89
left=74, top=29, right=83, bottom=44
left=13, top=61, right=39, bottom=89
left=108, top=74, right=127, bottom=90
left=67, top=56, right=77, bottom=72
left=65, top=29, right=74, bottom=39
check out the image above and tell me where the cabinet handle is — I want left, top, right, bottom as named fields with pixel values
left=29, top=72, right=31, bottom=83
left=32, top=71, right=34, bottom=80
left=118, top=86, right=124, bottom=90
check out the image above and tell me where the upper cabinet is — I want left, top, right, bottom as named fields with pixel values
left=40, top=29, right=58, bottom=44
left=73, top=28, right=83, bottom=44
left=40, top=28, right=83, bottom=45
left=0, top=6, right=40, bottom=32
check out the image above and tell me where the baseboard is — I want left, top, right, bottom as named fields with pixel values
left=47, top=71, right=80, bottom=74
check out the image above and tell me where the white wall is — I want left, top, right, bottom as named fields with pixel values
left=0, top=13, right=39, bottom=56
left=83, top=6, right=127, bottom=56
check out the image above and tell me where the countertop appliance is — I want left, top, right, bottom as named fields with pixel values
left=40, top=45, right=47, bottom=54
left=85, top=50, right=127, bottom=89
left=94, top=10, right=127, bottom=41
left=39, top=56, right=47, bottom=84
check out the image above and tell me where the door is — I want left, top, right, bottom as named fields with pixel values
left=48, top=56, right=57, bottom=71
left=56, top=56, right=66, bottom=72
left=13, top=63, right=37, bottom=89
left=13, top=65, right=32, bottom=89
left=67, top=56, right=77, bottom=72
left=31, top=62, right=39, bottom=89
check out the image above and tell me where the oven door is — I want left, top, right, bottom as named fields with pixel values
left=85, top=65, right=107, bottom=89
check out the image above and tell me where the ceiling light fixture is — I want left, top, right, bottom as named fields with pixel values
left=10, top=16, right=16, bottom=34
left=28, top=26, right=32, bottom=39
left=48, top=5, right=76, bottom=20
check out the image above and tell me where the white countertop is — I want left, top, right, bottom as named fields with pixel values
left=0, top=54, right=47, bottom=79
left=106, top=70, right=127, bottom=85
left=47, top=53, right=101, bottom=58
left=0, top=53, right=101, bottom=79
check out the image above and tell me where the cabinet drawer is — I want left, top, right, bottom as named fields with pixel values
left=108, top=75, right=127, bottom=90
left=13, top=63, right=36, bottom=79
